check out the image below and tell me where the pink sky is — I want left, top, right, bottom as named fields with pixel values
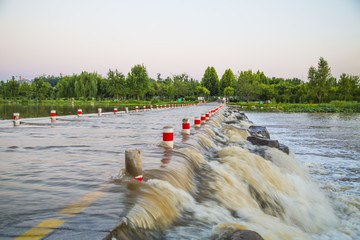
left=0, top=0, right=359, bottom=81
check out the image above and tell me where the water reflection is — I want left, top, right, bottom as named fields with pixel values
left=0, top=102, right=137, bottom=120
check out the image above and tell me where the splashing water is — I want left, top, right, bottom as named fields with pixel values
left=109, top=107, right=358, bottom=240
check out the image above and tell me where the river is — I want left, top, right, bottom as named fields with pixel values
left=0, top=104, right=359, bottom=239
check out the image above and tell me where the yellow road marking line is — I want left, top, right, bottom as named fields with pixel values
left=56, top=191, right=105, bottom=216
left=14, top=219, right=66, bottom=240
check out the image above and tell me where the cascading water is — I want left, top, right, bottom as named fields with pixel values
left=108, top=107, right=347, bottom=240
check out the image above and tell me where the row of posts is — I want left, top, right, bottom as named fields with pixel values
left=12, top=102, right=204, bottom=126
left=126, top=103, right=225, bottom=181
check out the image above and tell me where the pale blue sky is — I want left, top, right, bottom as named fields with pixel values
left=0, top=0, right=359, bottom=81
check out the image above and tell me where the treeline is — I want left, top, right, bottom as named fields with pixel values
left=0, top=58, right=359, bottom=103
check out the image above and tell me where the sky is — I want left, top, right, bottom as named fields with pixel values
left=0, top=0, right=359, bottom=82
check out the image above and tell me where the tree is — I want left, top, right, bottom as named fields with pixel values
left=196, top=86, right=210, bottom=99
left=74, top=72, right=99, bottom=101
left=107, top=69, right=126, bottom=99
left=223, top=86, right=234, bottom=102
left=337, top=73, right=360, bottom=101
left=127, top=64, right=150, bottom=100
left=235, top=70, right=260, bottom=102
left=6, top=79, right=20, bottom=99
left=57, top=76, right=76, bottom=98
left=220, top=69, right=236, bottom=93
left=201, top=66, right=220, bottom=96
left=308, top=57, right=332, bottom=103
left=19, top=82, right=31, bottom=98
left=36, top=79, right=52, bottom=99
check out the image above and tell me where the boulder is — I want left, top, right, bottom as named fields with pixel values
left=224, top=120, right=240, bottom=124
left=279, top=143, right=290, bottom=155
left=234, top=112, right=249, bottom=121
left=247, top=136, right=280, bottom=148
left=247, top=136, right=290, bottom=155
left=230, top=230, right=264, bottom=240
left=249, top=126, right=270, bottom=139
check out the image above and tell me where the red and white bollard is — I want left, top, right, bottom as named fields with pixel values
left=136, top=106, right=139, bottom=112
left=51, top=110, right=56, bottom=122
left=205, top=112, right=210, bottom=121
left=194, top=116, right=201, bottom=128
left=164, top=105, right=166, bottom=109
left=78, top=109, right=82, bottom=117
left=201, top=114, right=206, bottom=124
left=182, top=118, right=190, bottom=135
left=168, top=105, right=170, bottom=108
left=98, top=108, right=102, bottom=116
left=156, top=105, right=159, bottom=109
left=114, top=108, right=118, bottom=115
left=160, top=105, right=163, bottom=109
left=163, top=126, right=174, bottom=148
left=13, top=113, right=20, bottom=126
left=143, top=106, right=146, bottom=111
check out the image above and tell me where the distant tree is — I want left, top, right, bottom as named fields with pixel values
left=173, top=74, right=188, bottom=98
left=107, top=69, right=126, bottom=99
left=19, top=82, right=31, bottom=98
left=98, top=77, right=110, bottom=99
left=201, top=66, right=220, bottom=96
left=223, top=86, right=234, bottom=102
left=220, top=69, right=236, bottom=93
left=196, top=86, right=210, bottom=99
left=0, top=81, right=5, bottom=98
left=259, top=84, right=276, bottom=101
left=308, top=57, right=332, bottom=103
left=6, top=79, right=20, bottom=99
left=35, top=79, right=52, bottom=99
left=337, top=73, right=360, bottom=101
left=235, top=70, right=260, bottom=102
left=57, top=76, right=76, bottom=98
left=74, top=72, right=99, bottom=101
left=127, top=64, right=150, bottom=100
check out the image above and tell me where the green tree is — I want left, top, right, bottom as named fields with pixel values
left=337, top=73, right=358, bottom=101
left=74, top=72, right=99, bottom=101
left=308, top=57, right=332, bottom=103
left=0, top=81, right=6, bottom=98
left=235, top=70, right=260, bottom=102
left=6, top=79, right=20, bottom=99
left=35, top=79, right=52, bottom=99
left=196, top=86, right=210, bottom=99
left=220, top=69, right=236, bottom=93
left=19, top=82, right=31, bottom=98
left=201, top=66, right=220, bottom=96
left=127, top=64, right=150, bottom=100
left=223, top=86, right=234, bottom=102
left=107, top=69, right=126, bottom=99
left=57, top=75, right=76, bottom=98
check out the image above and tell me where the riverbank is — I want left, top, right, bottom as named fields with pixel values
left=228, top=101, right=360, bottom=113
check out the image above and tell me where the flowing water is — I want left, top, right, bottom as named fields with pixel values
left=0, top=104, right=358, bottom=239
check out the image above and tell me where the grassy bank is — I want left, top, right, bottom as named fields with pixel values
left=228, top=101, right=360, bottom=113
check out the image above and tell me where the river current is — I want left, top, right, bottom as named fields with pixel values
left=0, top=104, right=359, bottom=239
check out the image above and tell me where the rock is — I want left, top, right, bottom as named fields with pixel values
left=234, top=112, right=249, bottom=121
left=279, top=143, right=290, bottom=154
left=224, top=120, right=239, bottom=124
left=247, top=136, right=280, bottom=148
left=247, top=136, right=290, bottom=155
left=249, top=126, right=270, bottom=139
left=230, top=230, right=264, bottom=240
